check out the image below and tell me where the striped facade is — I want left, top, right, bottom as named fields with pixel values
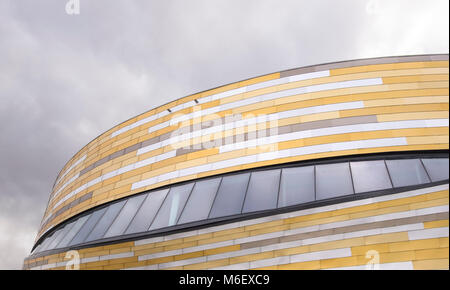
left=24, top=54, right=449, bottom=270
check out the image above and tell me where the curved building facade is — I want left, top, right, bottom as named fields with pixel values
left=24, top=54, right=449, bottom=270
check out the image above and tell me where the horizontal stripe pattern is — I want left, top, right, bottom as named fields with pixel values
left=24, top=184, right=449, bottom=270
left=35, top=55, right=449, bottom=243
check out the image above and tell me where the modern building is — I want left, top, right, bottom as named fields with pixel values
left=24, top=54, right=449, bottom=270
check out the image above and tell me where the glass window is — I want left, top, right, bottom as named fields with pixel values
left=53, top=222, right=76, bottom=249
left=85, top=201, right=126, bottom=242
left=316, top=162, right=354, bottom=200
left=209, top=173, right=250, bottom=219
left=386, top=159, right=430, bottom=187
left=45, top=228, right=66, bottom=250
left=149, top=183, right=193, bottom=230
left=278, top=166, right=315, bottom=207
left=47, top=223, right=74, bottom=250
left=125, top=189, right=169, bottom=234
left=57, top=214, right=90, bottom=248
left=178, top=178, right=221, bottom=224
left=350, top=160, right=393, bottom=193
left=69, top=207, right=108, bottom=246
left=421, top=158, right=449, bottom=182
left=104, top=194, right=146, bottom=238
left=242, top=170, right=281, bottom=213
left=39, top=231, right=60, bottom=252
left=32, top=242, right=44, bottom=254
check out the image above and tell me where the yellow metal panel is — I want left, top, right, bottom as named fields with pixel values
left=309, top=237, right=365, bottom=252
left=320, top=256, right=359, bottom=269
left=174, top=251, right=204, bottom=261
left=229, top=252, right=274, bottom=264
left=183, top=258, right=230, bottom=270
left=340, top=103, right=449, bottom=118
left=382, top=74, right=449, bottom=84
left=415, top=248, right=449, bottom=260
left=330, top=61, right=449, bottom=76
left=364, top=232, right=409, bottom=245
left=204, top=245, right=240, bottom=256
left=413, top=258, right=449, bottom=270
left=278, top=260, right=321, bottom=270
left=377, top=111, right=449, bottom=122
left=423, top=220, right=449, bottom=229
left=273, top=245, right=310, bottom=257
left=407, top=135, right=449, bottom=145
left=364, top=96, right=449, bottom=107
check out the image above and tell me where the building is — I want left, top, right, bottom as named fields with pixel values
left=24, top=54, right=449, bottom=270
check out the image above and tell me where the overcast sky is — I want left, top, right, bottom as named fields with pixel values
left=0, top=0, right=448, bottom=269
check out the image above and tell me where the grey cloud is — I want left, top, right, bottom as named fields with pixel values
left=0, top=0, right=448, bottom=269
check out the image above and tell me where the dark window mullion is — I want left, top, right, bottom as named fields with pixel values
left=207, top=177, right=223, bottom=219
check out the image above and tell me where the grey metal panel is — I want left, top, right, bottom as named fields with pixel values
left=176, top=148, right=203, bottom=156
left=158, top=132, right=172, bottom=142
left=79, top=164, right=95, bottom=176
left=276, top=125, right=293, bottom=135
left=94, top=155, right=111, bottom=168
left=330, top=115, right=378, bottom=126
left=430, top=54, right=449, bottom=61
left=395, top=55, right=432, bottom=62
left=141, top=136, right=160, bottom=148
left=280, top=66, right=317, bottom=78
left=280, top=54, right=445, bottom=78
left=124, top=142, right=142, bottom=154
left=109, top=149, right=126, bottom=160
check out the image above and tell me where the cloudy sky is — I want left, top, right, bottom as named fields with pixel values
left=0, top=0, right=448, bottom=269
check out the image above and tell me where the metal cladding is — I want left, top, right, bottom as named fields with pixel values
left=24, top=55, right=449, bottom=270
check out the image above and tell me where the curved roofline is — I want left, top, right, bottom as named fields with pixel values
left=52, top=53, right=449, bottom=184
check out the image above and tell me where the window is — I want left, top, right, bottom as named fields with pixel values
left=39, top=229, right=62, bottom=252
left=85, top=201, right=126, bottom=242
left=149, top=183, right=193, bottom=230
left=33, top=155, right=448, bottom=254
left=209, top=173, right=250, bottom=218
left=69, top=207, right=107, bottom=246
left=421, top=158, right=449, bottom=182
left=104, top=194, right=147, bottom=238
left=316, top=163, right=354, bottom=200
left=178, top=178, right=221, bottom=224
left=47, top=223, right=74, bottom=250
left=278, top=166, right=315, bottom=207
left=350, top=160, right=392, bottom=193
left=53, top=222, right=76, bottom=249
left=125, top=189, right=169, bottom=234
left=242, top=170, right=281, bottom=213
left=57, top=215, right=90, bottom=248
left=386, top=159, right=430, bottom=187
